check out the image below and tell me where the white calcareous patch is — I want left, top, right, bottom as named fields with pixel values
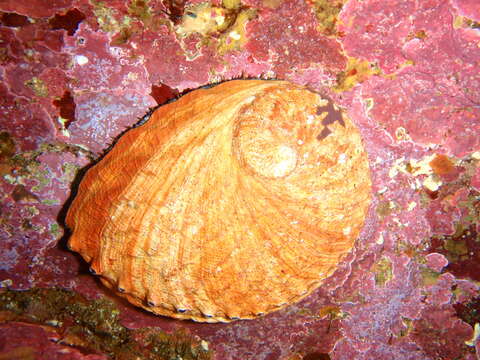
left=75, top=55, right=89, bottom=66
left=423, top=175, right=442, bottom=192
left=229, top=30, right=241, bottom=40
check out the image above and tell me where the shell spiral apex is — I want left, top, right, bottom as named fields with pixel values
left=66, top=80, right=372, bottom=323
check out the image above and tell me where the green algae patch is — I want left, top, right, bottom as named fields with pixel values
left=420, top=266, right=441, bottom=286
left=444, top=237, right=469, bottom=256
left=373, top=256, right=393, bottom=287
left=91, top=0, right=125, bottom=33
left=0, top=132, right=16, bottom=176
left=376, top=200, right=396, bottom=219
left=0, top=288, right=213, bottom=360
left=128, top=0, right=153, bottom=24
left=5, top=142, right=91, bottom=188
left=25, top=77, right=49, bottom=97
left=49, top=222, right=61, bottom=237
left=0, top=132, right=16, bottom=161
left=317, top=304, right=346, bottom=320
left=309, top=0, right=345, bottom=36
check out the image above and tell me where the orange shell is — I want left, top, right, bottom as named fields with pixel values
left=66, top=80, right=372, bottom=322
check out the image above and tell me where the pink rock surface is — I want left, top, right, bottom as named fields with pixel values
left=1, top=0, right=479, bottom=359
left=452, top=0, right=480, bottom=21
left=245, top=0, right=346, bottom=78
left=472, top=166, right=480, bottom=191
left=425, top=253, right=449, bottom=273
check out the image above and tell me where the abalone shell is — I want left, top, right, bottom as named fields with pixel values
left=66, top=80, right=372, bottom=322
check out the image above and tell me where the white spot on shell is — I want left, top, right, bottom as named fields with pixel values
left=271, top=145, right=297, bottom=177
left=187, top=225, right=199, bottom=235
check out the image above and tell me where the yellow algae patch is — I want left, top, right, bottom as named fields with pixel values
left=176, top=3, right=231, bottom=37
left=217, top=8, right=257, bottom=54
left=334, top=57, right=381, bottom=92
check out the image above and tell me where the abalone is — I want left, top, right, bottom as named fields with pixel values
left=66, top=80, right=372, bottom=322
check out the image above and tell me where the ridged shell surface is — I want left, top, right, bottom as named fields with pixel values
left=66, top=80, right=372, bottom=322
